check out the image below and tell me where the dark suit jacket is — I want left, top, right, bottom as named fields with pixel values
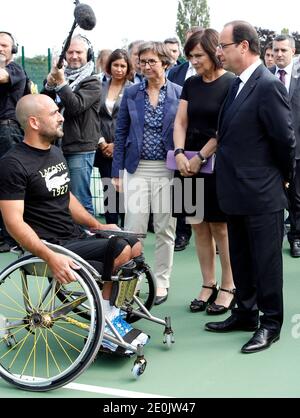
left=112, top=80, right=182, bottom=177
left=167, top=62, right=189, bottom=87
left=270, top=64, right=300, bottom=159
left=94, top=79, right=132, bottom=168
left=216, top=64, right=296, bottom=215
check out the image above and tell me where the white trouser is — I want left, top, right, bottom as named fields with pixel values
left=124, top=161, right=176, bottom=289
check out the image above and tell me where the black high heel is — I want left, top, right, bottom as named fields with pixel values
left=189, top=284, right=219, bottom=313
left=206, top=288, right=236, bottom=315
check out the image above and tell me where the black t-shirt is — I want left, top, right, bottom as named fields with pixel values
left=0, top=62, right=26, bottom=121
left=181, top=72, right=235, bottom=150
left=0, top=142, right=81, bottom=243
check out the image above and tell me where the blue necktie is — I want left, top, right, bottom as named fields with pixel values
left=223, top=77, right=242, bottom=114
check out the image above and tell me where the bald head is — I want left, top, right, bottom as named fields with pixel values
left=16, top=94, right=64, bottom=147
left=16, top=94, right=56, bottom=129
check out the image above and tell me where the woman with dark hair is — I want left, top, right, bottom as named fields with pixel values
left=173, top=29, right=236, bottom=315
left=112, top=42, right=182, bottom=304
left=94, top=49, right=132, bottom=226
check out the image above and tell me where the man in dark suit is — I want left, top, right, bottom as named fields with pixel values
left=205, top=21, right=295, bottom=353
left=270, top=35, right=300, bottom=258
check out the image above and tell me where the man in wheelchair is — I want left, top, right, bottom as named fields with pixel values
left=0, top=94, right=149, bottom=354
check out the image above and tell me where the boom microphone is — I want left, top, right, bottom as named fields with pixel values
left=56, top=1, right=96, bottom=69
left=74, top=3, right=96, bottom=30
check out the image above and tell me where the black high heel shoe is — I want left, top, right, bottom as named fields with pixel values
left=189, top=284, right=219, bottom=313
left=206, top=288, right=236, bottom=315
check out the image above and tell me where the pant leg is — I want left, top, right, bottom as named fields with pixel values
left=175, top=215, right=192, bottom=240
left=287, top=159, right=300, bottom=242
left=65, top=152, right=95, bottom=215
left=228, top=211, right=284, bottom=331
left=151, top=171, right=176, bottom=289
left=227, top=215, right=259, bottom=323
left=124, top=167, right=150, bottom=242
left=98, top=156, right=123, bottom=225
left=247, top=211, right=284, bottom=332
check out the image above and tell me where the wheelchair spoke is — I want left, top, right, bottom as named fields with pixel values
left=0, top=288, right=28, bottom=316
left=51, top=296, right=88, bottom=319
left=53, top=322, right=87, bottom=340
left=38, top=329, right=62, bottom=374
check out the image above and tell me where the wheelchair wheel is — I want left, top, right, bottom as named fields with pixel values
left=125, top=263, right=156, bottom=324
left=0, top=257, right=104, bottom=392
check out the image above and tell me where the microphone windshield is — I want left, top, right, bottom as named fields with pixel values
left=74, top=3, right=96, bottom=30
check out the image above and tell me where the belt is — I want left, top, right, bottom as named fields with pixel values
left=0, top=119, right=18, bottom=125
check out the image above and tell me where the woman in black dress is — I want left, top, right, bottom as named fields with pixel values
left=173, top=29, right=235, bottom=314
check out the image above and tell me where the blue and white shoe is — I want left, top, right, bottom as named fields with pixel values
left=102, top=314, right=149, bottom=354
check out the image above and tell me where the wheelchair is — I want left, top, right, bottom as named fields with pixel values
left=0, top=232, right=174, bottom=392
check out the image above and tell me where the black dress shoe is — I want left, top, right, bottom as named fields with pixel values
left=154, top=290, right=168, bottom=306
left=290, top=240, right=300, bottom=258
left=174, top=236, right=189, bottom=252
left=205, top=315, right=258, bottom=333
left=241, top=327, right=280, bottom=354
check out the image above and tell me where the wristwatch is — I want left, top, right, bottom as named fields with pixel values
left=174, top=148, right=185, bottom=157
left=197, top=151, right=207, bottom=164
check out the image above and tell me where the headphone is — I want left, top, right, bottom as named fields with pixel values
left=79, top=34, right=94, bottom=62
left=63, top=34, right=94, bottom=62
left=0, top=31, right=18, bottom=54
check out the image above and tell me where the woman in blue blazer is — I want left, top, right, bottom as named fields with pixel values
left=112, top=41, right=182, bottom=305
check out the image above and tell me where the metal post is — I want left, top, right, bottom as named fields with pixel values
left=21, top=46, right=25, bottom=69
left=47, top=48, right=51, bottom=73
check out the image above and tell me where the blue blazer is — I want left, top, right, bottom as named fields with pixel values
left=112, top=80, right=182, bottom=177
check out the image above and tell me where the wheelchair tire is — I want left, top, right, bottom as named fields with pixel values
left=0, top=257, right=104, bottom=392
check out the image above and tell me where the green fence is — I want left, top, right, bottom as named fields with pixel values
left=16, top=47, right=52, bottom=92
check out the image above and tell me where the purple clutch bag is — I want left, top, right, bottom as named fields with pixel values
left=166, top=151, right=215, bottom=174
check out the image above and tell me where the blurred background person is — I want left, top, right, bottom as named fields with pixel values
left=128, top=40, right=144, bottom=84
left=0, top=31, right=26, bottom=252
left=96, top=48, right=112, bottom=82
left=173, top=29, right=235, bottom=314
left=263, top=41, right=275, bottom=68
left=164, top=37, right=182, bottom=76
left=112, top=42, right=182, bottom=305
left=271, top=34, right=300, bottom=258
left=94, top=49, right=133, bottom=226
left=42, top=34, right=101, bottom=215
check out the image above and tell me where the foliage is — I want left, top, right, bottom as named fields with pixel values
left=176, top=0, right=210, bottom=46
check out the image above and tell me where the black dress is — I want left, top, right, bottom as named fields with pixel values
left=174, top=72, right=235, bottom=222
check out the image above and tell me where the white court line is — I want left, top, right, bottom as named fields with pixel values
left=0, top=376, right=172, bottom=398
left=65, top=382, right=172, bottom=398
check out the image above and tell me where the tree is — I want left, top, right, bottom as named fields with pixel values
left=176, top=0, right=210, bottom=46
left=255, top=27, right=276, bottom=57
left=292, top=32, right=300, bottom=54
left=255, top=27, right=300, bottom=57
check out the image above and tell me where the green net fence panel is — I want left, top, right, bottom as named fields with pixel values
left=16, top=48, right=51, bottom=92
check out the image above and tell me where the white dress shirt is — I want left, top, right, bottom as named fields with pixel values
left=275, top=61, right=294, bottom=93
